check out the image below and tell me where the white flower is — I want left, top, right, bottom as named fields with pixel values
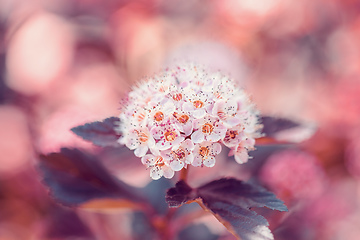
left=172, top=110, right=193, bottom=136
left=191, top=115, right=227, bottom=143
left=120, top=127, right=155, bottom=157
left=222, top=125, right=245, bottom=147
left=116, top=63, right=263, bottom=180
left=182, top=89, right=213, bottom=119
left=141, top=154, right=174, bottom=180
left=212, top=99, right=242, bottom=127
left=161, top=139, right=195, bottom=171
left=147, top=100, right=175, bottom=127
left=229, top=145, right=249, bottom=164
left=229, top=137, right=256, bottom=164
left=192, top=141, right=222, bottom=167
left=151, top=122, right=185, bottom=151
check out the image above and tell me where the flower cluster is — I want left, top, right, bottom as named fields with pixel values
left=117, top=64, right=263, bottom=180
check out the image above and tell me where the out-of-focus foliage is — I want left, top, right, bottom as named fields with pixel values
left=39, top=148, right=145, bottom=206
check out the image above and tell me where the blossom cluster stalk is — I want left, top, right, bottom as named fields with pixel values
left=116, top=64, right=263, bottom=180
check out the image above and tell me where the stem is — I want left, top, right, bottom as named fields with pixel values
left=153, top=167, right=191, bottom=239
left=150, top=208, right=177, bottom=240
left=179, top=167, right=189, bottom=182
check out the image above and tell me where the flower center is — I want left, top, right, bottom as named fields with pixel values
left=154, top=111, right=164, bottom=121
left=202, top=123, right=214, bottom=134
left=164, top=130, right=177, bottom=141
left=173, top=112, right=189, bottom=124
left=137, top=112, right=146, bottom=122
left=195, top=80, right=204, bottom=86
left=178, top=114, right=189, bottom=124
left=137, top=132, right=149, bottom=143
left=172, top=148, right=186, bottom=160
left=193, top=100, right=204, bottom=108
left=173, top=93, right=182, bottom=101
left=155, top=156, right=165, bottom=167
left=159, top=86, right=166, bottom=92
left=217, top=111, right=226, bottom=120
left=214, top=92, right=222, bottom=99
left=229, top=130, right=238, bottom=139
left=199, top=146, right=209, bottom=157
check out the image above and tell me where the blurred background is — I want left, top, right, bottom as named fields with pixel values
left=0, top=0, right=360, bottom=239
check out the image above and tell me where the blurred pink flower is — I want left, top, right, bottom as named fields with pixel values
left=0, top=105, right=32, bottom=177
left=302, top=180, right=355, bottom=240
left=6, top=12, right=74, bottom=95
left=345, top=129, right=360, bottom=178
left=37, top=106, right=99, bottom=153
left=260, top=149, right=327, bottom=201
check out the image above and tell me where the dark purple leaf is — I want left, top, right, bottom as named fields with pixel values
left=259, top=116, right=317, bottom=144
left=38, top=148, right=144, bottom=207
left=166, top=180, right=195, bottom=208
left=260, top=116, right=300, bottom=137
left=71, top=117, right=121, bottom=147
left=198, top=178, right=288, bottom=212
left=205, top=201, right=273, bottom=240
left=166, top=178, right=287, bottom=240
left=198, top=179, right=287, bottom=240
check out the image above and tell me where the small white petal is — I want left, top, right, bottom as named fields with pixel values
left=150, top=127, right=163, bottom=139
left=163, top=167, right=175, bottom=178
left=212, top=100, right=226, bottom=116
left=126, top=136, right=139, bottom=150
left=228, top=149, right=235, bottom=156
left=182, top=122, right=193, bottom=136
left=203, top=156, right=216, bottom=167
left=134, top=145, right=148, bottom=157
left=234, top=149, right=249, bottom=164
left=117, top=136, right=126, bottom=145
left=226, top=117, right=242, bottom=127
left=150, top=166, right=163, bottom=180
left=192, top=109, right=207, bottom=119
left=185, top=153, right=194, bottom=164
left=191, top=130, right=205, bottom=143
left=207, top=133, right=222, bottom=142
left=242, top=137, right=256, bottom=149
left=147, top=136, right=156, bottom=148
left=163, top=101, right=176, bottom=114
left=212, top=143, right=222, bottom=155
left=192, top=156, right=203, bottom=167
left=192, top=118, right=202, bottom=129
left=170, top=160, right=184, bottom=171
left=141, top=154, right=155, bottom=166
left=156, top=141, right=172, bottom=150
left=182, top=102, right=194, bottom=112
left=149, top=147, right=160, bottom=156
left=182, top=139, right=195, bottom=150
left=171, top=136, right=185, bottom=149
left=160, top=149, right=172, bottom=160
left=214, top=124, right=227, bottom=137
